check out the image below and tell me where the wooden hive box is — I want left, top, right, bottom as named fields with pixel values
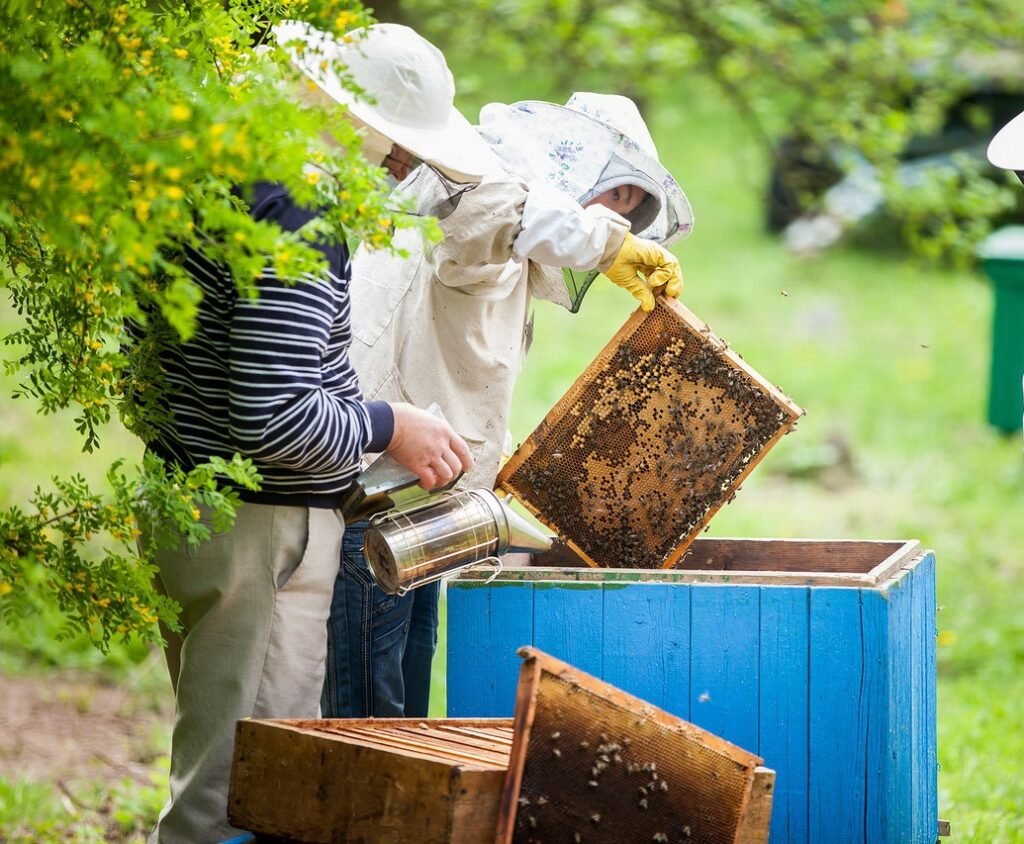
left=448, top=539, right=939, bottom=844
left=497, top=296, right=803, bottom=569
left=228, top=718, right=512, bottom=843
left=499, top=647, right=775, bottom=844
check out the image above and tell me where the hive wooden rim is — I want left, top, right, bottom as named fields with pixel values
left=455, top=539, right=926, bottom=588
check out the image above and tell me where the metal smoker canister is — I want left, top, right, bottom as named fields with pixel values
left=363, top=488, right=552, bottom=595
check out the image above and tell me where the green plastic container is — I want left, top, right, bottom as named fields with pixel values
left=979, top=226, right=1024, bottom=432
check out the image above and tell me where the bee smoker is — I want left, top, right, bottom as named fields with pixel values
left=363, top=488, right=553, bottom=595
left=339, top=444, right=553, bottom=596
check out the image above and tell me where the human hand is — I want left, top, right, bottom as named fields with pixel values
left=385, top=403, right=475, bottom=490
left=604, top=232, right=683, bottom=312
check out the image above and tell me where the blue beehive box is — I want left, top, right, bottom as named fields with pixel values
left=447, top=537, right=937, bottom=844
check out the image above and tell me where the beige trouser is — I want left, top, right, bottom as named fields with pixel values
left=147, top=503, right=345, bottom=844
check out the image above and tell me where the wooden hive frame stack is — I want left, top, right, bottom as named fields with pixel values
left=229, top=718, right=513, bottom=843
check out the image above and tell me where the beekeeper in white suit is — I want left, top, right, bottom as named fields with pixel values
left=322, top=92, right=692, bottom=720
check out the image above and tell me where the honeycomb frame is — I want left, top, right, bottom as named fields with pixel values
left=497, top=647, right=766, bottom=844
left=498, top=296, right=804, bottom=569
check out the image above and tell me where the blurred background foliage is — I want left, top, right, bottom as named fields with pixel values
left=2, top=0, right=1024, bottom=840
left=0, top=0, right=417, bottom=648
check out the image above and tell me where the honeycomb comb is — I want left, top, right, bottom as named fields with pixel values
left=497, top=647, right=766, bottom=844
left=498, top=297, right=804, bottom=569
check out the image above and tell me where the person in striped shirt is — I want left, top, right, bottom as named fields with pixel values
left=142, top=22, right=495, bottom=844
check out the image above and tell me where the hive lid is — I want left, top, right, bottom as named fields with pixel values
left=497, top=296, right=804, bottom=569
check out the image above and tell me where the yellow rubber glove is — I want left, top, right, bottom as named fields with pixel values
left=603, top=232, right=683, bottom=312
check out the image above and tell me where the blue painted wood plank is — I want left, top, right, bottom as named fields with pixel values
left=885, top=568, right=913, bottom=842
left=601, top=582, right=691, bottom=720
left=809, top=588, right=888, bottom=842
left=861, top=590, right=891, bottom=843
left=533, top=582, right=604, bottom=677
left=446, top=581, right=533, bottom=717
left=914, top=553, right=939, bottom=842
left=758, top=586, right=809, bottom=844
left=689, top=585, right=760, bottom=753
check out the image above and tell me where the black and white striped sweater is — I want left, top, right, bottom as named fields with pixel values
left=146, top=182, right=393, bottom=503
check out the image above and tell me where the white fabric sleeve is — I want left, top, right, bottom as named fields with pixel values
left=513, top=179, right=630, bottom=271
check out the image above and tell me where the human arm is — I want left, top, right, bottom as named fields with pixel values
left=225, top=184, right=472, bottom=487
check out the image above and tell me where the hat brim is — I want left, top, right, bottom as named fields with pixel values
left=277, top=21, right=496, bottom=182
left=511, top=101, right=694, bottom=245
left=344, top=96, right=498, bottom=183
left=988, top=110, right=1024, bottom=170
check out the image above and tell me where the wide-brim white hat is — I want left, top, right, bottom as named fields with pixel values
left=274, top=20, right=498, bottom=182
left=988, top=110, right=1024, bottom=171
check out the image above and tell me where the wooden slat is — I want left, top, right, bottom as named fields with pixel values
left=886, top=565, right=914, bottom=840
left=690, top=585, right=760, bottom=753
left=495, top=655, right=542, bottom=844
left=601, top=581, right=692, bottom=720
left=447, top=581, right=533, bottom=717
left=533, top=582, right=603, bottom=676
left=685, top=538, right=915, bottom=575
left=736, top=767, right=777, bottom=843
left=321, top=726, right=508, bottom=768
left=757, top=587, right=809, bottom=844
left=862, top=589, right=891, bottom=842
left=460, top=538, right=924, bottom=588
left=808, top=588, right=887, bottom=841
left=916, top=554, right=940, bottom=841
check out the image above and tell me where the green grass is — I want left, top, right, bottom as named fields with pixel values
left=3, top=79, right=1024, bottom=841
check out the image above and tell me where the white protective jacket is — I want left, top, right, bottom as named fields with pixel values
left=349, top=170, right=629, bottom=488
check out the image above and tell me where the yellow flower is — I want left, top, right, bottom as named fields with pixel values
left=164, top=185, right=184, bottom=200
left=0, top=581, right=13, bottom=597
left=174, top=48, right=189, bottom=59
left=210, top=123, right=227, bottom=137
left=179, top=135, right=197, bottom=151
left=937, top=629, right=956, bottom=647
left=170, top=103, right=191, bottom=121
left=334, top=11, right=359, bottom=31
left=191, top=507, right=201, bottom=520
left=305, top=170, right=320, bottom=185
left=72, top=211, right=92, bottom=225
left=166, top=166, right=182, bottom=180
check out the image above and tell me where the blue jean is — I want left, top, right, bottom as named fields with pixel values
left=321, top=520, right=440, bottom=717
